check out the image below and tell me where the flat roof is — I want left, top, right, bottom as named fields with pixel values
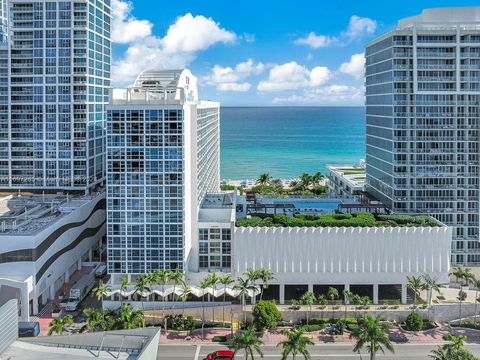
left=4, top=327, right=160, bottom=360
left=0, top=190, right=104, bottom=235
left=327, top=166, right=366, bottom=189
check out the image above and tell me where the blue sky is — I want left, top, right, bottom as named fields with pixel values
left=112, top=0, right=479, bottom=106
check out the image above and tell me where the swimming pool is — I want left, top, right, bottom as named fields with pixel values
left=270, top=199, right=344, bottom=213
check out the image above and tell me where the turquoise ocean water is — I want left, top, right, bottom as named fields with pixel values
left=220, top=106, right=365, bottom=180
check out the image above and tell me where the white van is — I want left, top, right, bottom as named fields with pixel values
left=94, top=263, right=107, bottom=278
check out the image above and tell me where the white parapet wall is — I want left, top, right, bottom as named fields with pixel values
left=233, top=225, right=452, bottom=285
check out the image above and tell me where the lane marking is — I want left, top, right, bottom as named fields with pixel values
left=194, top=345, right=201, bottom=360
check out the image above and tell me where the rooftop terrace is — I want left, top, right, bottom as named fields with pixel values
left=236, top=212, right=442, bottom=228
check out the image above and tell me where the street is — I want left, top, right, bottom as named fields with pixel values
left=157, top=343, right=480, bottom=360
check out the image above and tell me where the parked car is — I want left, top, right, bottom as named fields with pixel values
left=94, top=263, right=107, bottom=278
left=205, top=350, right=235, bottom=360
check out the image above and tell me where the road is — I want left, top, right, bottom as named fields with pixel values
left=157, top=343, right=480, bottom=359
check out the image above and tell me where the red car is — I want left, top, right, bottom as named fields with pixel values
left=205, top=350, right=235, bottom=360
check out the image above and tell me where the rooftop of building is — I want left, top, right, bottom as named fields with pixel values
left=0, top=190, right=104, bottom=236
left=110, top=68, right=201, bottom=106
left=399, top=7, right=480, bottom=27
left=198, top=192, right=236, bottom=223
left=327, top=165, right=366, bottom=190
left=3, top=327, right=160, bottom=360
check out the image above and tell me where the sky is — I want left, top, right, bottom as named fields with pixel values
left=112, top=0, right=480, bottom=106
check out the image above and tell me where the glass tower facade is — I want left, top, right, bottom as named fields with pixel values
left=106, top=69, right=220, bottom=275
left=0, top=0, right=111, bottom=191
left=365, top=8, right=480, bottom=265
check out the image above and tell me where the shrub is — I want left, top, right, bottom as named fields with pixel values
left=212, top=335, right=227, bottom=342
left=252, top=300, right=282, bottom=331
left=335, top=319, right=346, bottom=335
left=165, top=314, right=195, bottom=331
left=299, top=324, right=323, bottom=332
left=200, top=322, right=232, bottom=329
left=405, top=312, right=423, bottom=331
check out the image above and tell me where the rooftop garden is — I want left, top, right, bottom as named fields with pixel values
left=235, top=212, right=441, bottom=228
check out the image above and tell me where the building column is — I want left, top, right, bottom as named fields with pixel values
left=308, top=284, right=313, bottom=293
left=49, top=285, right=55, bottom=300
left=373, top=284, right=379, bottom=305
left=64, top=270, right=70, bottom=283
left=88, top=248, right=93, bottom=262
left=77, top=258, right=82, bottom=270
left=344, top=284, right=350, bottom=304
left=19, top=284, right=30, bottom=321
left=401, top=283, right=407, bottom=305
left=279, top=284, right=285, bottom=305
left=32, top=295, right=39, bottom=316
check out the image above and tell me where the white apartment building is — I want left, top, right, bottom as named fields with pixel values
left=106, top=69, right=220, bottom=277
left=365, top=7, right=480, bottom=265
left=0, top=0, right=111, bottom=192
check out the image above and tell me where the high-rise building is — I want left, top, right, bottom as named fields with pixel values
left=106, top=69, right=220, bottom=275
left=365, top=7, right=480, bottom=265
left=0, top=0, right=111, bottom=192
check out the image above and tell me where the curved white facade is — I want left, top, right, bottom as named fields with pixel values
left=233, top=226, right=451, bottom=285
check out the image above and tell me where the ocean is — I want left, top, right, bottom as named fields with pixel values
left=220, top=106, right=365, bottom=180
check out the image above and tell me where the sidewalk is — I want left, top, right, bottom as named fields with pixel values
left=158, top=325, right=480, bottom=346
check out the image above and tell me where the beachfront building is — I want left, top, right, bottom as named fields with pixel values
left=327, top=165, right=366, bottom=199
left=365, top=7, right=480, bottom=265
left=0, top=0, right=111, bottom=192
left=106, top=69, right=220, bottom=277
left=0, top=191, right=105, bottom=320
left=104, top=191, right=451, bottom=307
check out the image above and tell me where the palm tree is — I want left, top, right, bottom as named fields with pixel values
left=120, top=275, right=128, bottom=306
left=450, top=266, right=465, bottom=285
left=407, top=275, right=425, bottom=310
left=258, top=269, right=274, bottom=301
left=177, top=281, right=192, bottom=316
left=349, top=315, right=394, bottom=360
left=229, top=326, right=264, bottom=360
left=169, top=270, right=184, bottom=310
left=317, top=295, right=327, bottom=319
left=243, top=269, right=261, bottom=302
left=300, top=291, right=316, bottom=325
left=220, top=274, right=234, bottom=326
left=200, top=277, right=210, bottom=326
left=134, top=274, right=151, bottom=310
left=152, top=269, right=170, bottom=320
left=256, top=173, right=271, bottom=186
left=235, top=277, right=255, bottom=323
left=422, top=274, right=444, bottom=322
left=277, top=328, right=314, bottom=360
left=48, top=315, right=73, bottom=335
left=84, top=308, right=111, bottom=332
left=299, top=173, right=312, bottom=191
left=343, top=289, right=354, bottom=320
left=429, top=334, right=477, bottom=360
left=312, top=171, right=324, bottom=184
left=117, top=304, right=145, bottom=329
left=458, top=289, right=468, bottom=326
left=472, top=277, right=480, bottom=325
left=207, top=272, right=220, bottom=322
left=327, top=287, right=339, bottom=320
left=93, top=280, right=111, bottom=309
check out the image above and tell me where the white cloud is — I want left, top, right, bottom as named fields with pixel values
left=112, top=1, right=239, bottom=86
left=294, top=32, right=337, bottom=49
left=339, top=53, right=365, bottom=79
left=162, top=13, right=236, bottom=54
left=242, top=33, right=256, bottom=43
left=294, top=15, right=376, bottom=49
left=257, top=62, right=331, bottom=92
left=111, top=0, right=153, bottom=43
left=204, top=59, right=264, bottom=92
left=217, top=82, right=251, bottom=92
left=345, top=16, right=376, bottom=39
left=272, top=85, right=364, bottom=105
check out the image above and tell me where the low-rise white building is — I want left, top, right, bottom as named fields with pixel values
left=327, top=165, right=366, bottom=199
left=0, top=191, right=105, bottom=320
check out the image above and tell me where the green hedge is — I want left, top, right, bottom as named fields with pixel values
left=236, top=212, right=440, bottom=228
left=299, top=324, right=324, bottom=332
left=212, top=335, right=227, bottom=342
